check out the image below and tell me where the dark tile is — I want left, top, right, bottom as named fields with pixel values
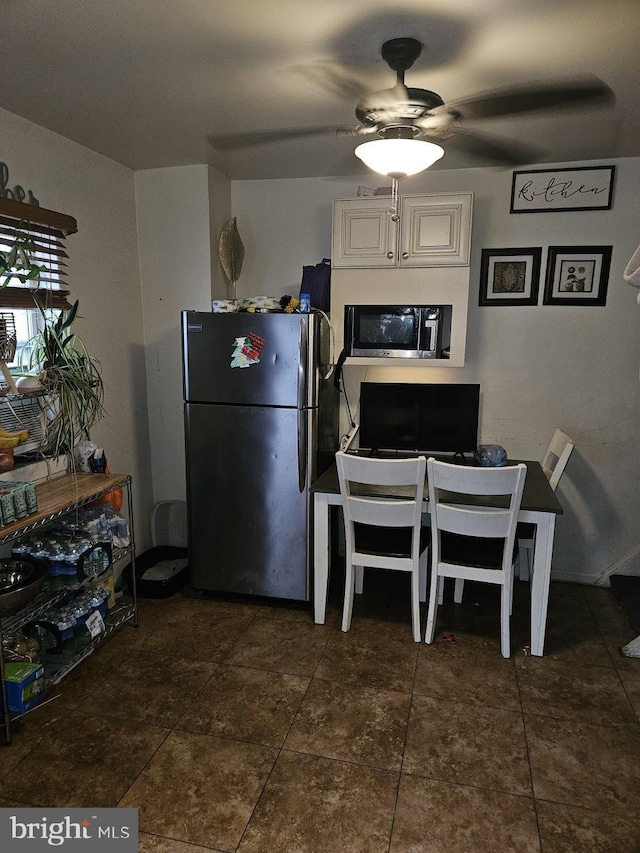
left=1, top=714, right=170, bottom=807
left=141, top=610, right=256, bottom=663
left=238, top=750, right=398, bottom=852
left=403, top=695, right=532, bottom=796
left=138, top=834, right=223, bottom=852
left=86, top=653, right=216, bottom=726
left=618, top=667, right=640, bottom=719
left=390, top=774, right=540, bottom=853
left=423, top=580, right=528, bottom=652
left=537, top=800, right=640, bottom=853
left=224, top=615, right=331, bottom=676
left=528, top=615, right=614, bottom=667
left=177, top=664, right=309, bottom=747
left=315, top=619, right=419, bottom=692
left=415, top=636, right=520, bottom=710
left=545, top=582, right=592, bottom=623
left=516, top=657, right=636, bottom=725
left=120, top=730, right=277, bottom=850
left=250, top=599, right=317, bottom=624
left=284, top=678, right=411, bottom=770
left=582, top=584, right=631, bottom=631
left=601, top=625, right=640, bottom=673
left=526, top=714, right=640, bottom=812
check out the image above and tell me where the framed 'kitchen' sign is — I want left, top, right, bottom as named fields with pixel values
left=510, top=166, right=615, bottom=213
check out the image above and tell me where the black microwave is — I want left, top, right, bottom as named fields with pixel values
left=345, top=305, right=443, bottom=359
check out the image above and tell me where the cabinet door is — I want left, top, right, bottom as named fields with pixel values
left=399, top=193, right=473, bottom=267
left=332, top=198, right=398, bottom=268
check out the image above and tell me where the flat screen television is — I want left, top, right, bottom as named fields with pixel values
left=358, top=382, right=480, bottom=455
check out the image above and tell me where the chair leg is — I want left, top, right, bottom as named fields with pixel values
left=454, top=578, right=464, bottom=604
left=425, top=569, right=440, bottom=644
left=500, top=580, right=511, bottom=658
left=342, top=562, right=356, bottom=633
left=419, top=551, right=428, bottom=603
left=355, top=565, right=364, bottom=595
left=519, top=541, right=533, bottom=582
left=437, top=576, right=445, bottom=605
left=510, top=566, right=515, bottom=616
left=411, top=568, right=421, bottom=642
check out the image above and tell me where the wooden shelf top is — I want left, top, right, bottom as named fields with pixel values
left=0, top=472, right=128, bottom=543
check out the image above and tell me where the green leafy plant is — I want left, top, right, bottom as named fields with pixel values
left=25, top=296, right=105, bottom=463
left=0, top=228, right=47, bottom=288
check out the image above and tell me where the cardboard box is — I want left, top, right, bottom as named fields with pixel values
left=3, top=662, right=46, bottom=713
left=94, top=571, right=116, bottom=609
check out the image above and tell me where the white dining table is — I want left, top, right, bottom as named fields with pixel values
left=311, top=459, right=563, bottom=656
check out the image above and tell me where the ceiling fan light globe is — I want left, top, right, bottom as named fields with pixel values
left=354, top=138, right=444, bottom=177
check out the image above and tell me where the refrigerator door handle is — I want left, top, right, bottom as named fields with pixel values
left=297, top=409, right=307, bottom=492
left=297, top=317, right=308, bottom=410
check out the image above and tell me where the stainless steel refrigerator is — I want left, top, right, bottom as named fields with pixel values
left=181, top=310, right=338, bottom=601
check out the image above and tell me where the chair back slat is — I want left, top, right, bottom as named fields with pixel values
left=337, top=454, right=427, bottom=488
left=428, top=461, right=525, bottom=496
left=435, top=504, right=515, bottom=538
left=347, top=497, right=421, bottom=528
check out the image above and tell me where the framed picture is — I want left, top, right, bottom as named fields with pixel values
left=510, top=166, right=615, bottom=213
left=543, top=246, right=612, bottom=306
left=479, top=247, right=542, bottom=306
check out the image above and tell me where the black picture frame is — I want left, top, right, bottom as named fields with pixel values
left=543, top=246, right=612, bottom=306
left=479, top=247, right=542, bottom=306
left=510, top=166, right=615, bottom=213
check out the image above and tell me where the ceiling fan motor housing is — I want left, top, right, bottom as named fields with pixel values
left=380, top=38, right=423, bottom=73
left=356, top=88, right=445, bottom=131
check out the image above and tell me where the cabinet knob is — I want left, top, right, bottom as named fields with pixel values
left=402, top=252, right=409, bottom=259
left=387, top=251, right=394, bottom=259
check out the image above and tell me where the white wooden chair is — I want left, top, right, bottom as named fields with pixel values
left=518, top=429, right=574, bottom=581
left=425, top=457, right=527, bottom=658
left=336, top=450, right=429, bottom=642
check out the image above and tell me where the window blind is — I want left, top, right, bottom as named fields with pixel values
left=0, top=195, right=77, bottom=310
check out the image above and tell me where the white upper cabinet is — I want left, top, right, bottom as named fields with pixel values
left=332, top=192, right=473, bottom=269
left=331, top=198, right=398, bottom=267
left=399, top=194, right=473, bottom=267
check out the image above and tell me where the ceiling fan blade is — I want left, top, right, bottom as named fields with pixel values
left=433, top=76, right=614, bottom=122
left=289, top=61, right=371, bottom=102
left=207, top=125, right=361, bottom=152
left=432, top=128, right=542, bottom=166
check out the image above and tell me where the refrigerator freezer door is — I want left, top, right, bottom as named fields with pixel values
left=185, top=401, right=314, bottom=600
left=182, top=311, right=318, bottom=408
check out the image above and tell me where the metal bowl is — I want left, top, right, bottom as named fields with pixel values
left=0, top=559, right=48, bottom=618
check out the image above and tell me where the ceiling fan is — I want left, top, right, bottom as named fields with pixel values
left=208, top=37, right=615, bottom=172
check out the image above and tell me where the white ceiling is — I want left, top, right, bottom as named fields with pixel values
left=2, top=0, right=638, bottom=180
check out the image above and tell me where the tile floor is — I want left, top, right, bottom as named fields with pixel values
left=2, top=568, right=640, bottom=852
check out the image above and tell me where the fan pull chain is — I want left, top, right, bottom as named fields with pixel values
left=388, top=177, right=400, bottom=221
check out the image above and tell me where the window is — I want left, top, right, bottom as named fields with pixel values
left=0, top=195, right=77, bottom=369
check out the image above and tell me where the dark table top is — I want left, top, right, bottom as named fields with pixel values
left=311, top=457, right=563, bottom=516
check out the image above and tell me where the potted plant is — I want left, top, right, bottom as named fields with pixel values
left=0, top=228, right=47, bottom=288
left=24, top=296, right=105, bottom=466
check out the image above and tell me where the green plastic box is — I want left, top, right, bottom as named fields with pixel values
left=3, top=662, right=45, bottom=713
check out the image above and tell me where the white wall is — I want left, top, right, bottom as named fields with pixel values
left=0, top=107, right=153, bottom=550
left=231, top=159, right=640, bottom=584
left=135, top=165, right=230, bottom=504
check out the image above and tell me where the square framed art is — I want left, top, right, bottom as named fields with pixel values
left=543, top=245, right=612, bottom=306
left=479, top=247, right=542, bottom=306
